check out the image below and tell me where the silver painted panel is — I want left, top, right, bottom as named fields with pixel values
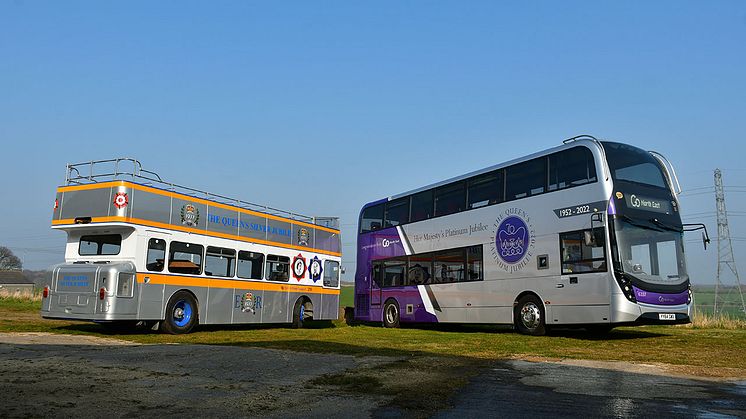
left=205, top=287, right=234, bottom=324
left=130, top=189, right=171, bottom=225
left=60, top=188, right=112, bottom=219
left=206, top=206, right=240, bottom=237
left=266, top=219, right=292, bottom=245
left=238, top=212, right=269, bottom=240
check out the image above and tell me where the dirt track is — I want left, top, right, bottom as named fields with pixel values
left=0, top=333, right=393, bottom=418
left=2, top=333, right=745, bottom=418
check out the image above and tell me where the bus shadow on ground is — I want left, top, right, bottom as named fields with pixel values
left=53, top=319, right=339, bottom=336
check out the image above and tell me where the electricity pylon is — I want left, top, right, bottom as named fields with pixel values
left=714, top=169, right=746, bottom=316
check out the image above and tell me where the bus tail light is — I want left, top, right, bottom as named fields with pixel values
left=43, top=286, right=49, bottom=299
left=99, top=287, right=106, bottom=300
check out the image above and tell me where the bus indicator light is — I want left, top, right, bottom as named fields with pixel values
left=43, top=286, right=49, bottom=299
left=99, top=287, right=106, bottom=300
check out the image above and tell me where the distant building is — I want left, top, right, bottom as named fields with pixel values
left=0, top=271, right=35, bottom=293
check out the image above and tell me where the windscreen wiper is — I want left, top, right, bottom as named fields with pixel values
left=617, top=215, right=664, bottom=232
left=649, top=218, right=683, bottom=233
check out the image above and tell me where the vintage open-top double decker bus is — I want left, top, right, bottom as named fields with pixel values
left=42, top=158, right=341, bottom=334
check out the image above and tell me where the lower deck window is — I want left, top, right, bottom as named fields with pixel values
left=266, top=255, right=290, bottom=282
left=204, top=246, right=236, bottom=278
left=323, top=260, right=340, bottom=287
left=237, top=251, right=264, bottom=280
left=168, top=241, right=204, bottom=275
left=560, top=230, right=607, bottom=274
left=79, top=234, right=122, bottom=256
left=373, top=245, right=483, bottom=287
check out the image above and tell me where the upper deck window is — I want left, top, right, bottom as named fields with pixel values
left=468, top=171, right=503, bottom=209
left=360, top=204, right=384, bottom=234
left=410, top=189, right=434, bottom=222
left=505, top=157, right=546, bottom=200
left=549, top=147, right=597, bottom=191
left=434, top=181, right=466, bottom=217
left=79, top=234, right=121, bottom=256
left=384, top=197, right=409, bottom=228
left=603, top=142, right=667, bottom=189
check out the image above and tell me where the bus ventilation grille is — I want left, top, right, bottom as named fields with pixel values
left=355, top=294, right=370, bottom=316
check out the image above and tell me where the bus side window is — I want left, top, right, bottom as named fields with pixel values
left=204, top=246, right=236, bottom=278
left=146, top=238, right=166, bottom=272
left=323, top=261, right=340, bottom=287
left=548, top=147, right=598, bottom=191
left=168, top=241, right=204, bottom=275
left=468, top=171, right=503, bottom=209
left=505, top=157, right=547, bottom=200
left=237, top=251, right=264, bottom=280
left=410, top=189, right=434, bottom=222
left=360, top=204, right=384, bottom=233
left=383, top=260, right=406, bottom=287
left=266, top=255, right=290, bottom=282
left=560, top=231, right=606, bottom=274
left=384, top=197, right=410, bottom=228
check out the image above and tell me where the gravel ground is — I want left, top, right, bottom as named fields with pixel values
left=0, top=333, right=394, bottom=418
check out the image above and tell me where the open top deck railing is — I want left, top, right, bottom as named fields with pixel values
left=65, top=158, right=338, bottom=228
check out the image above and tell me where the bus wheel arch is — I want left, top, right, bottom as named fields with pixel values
left=160, top=289, right=199, bottom=334
left=513, top=292, right=547, bottom=336
left=292, top=296, right=313, bottom=329
left=383, top=298, right=400, bottom=328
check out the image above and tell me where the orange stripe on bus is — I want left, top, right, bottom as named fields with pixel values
left=135, top=273, right=340, bottom=295
left=52, top=216, right=342, bottom=257
left=55, top=181, right=340, bottom=234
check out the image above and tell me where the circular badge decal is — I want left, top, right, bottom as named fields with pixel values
left=496, top=215, right=529, bottom=264
left=292, top=254, right=307, bottom=281
left=113, top=192, right=129, bottom=209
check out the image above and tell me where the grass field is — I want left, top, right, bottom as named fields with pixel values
left=3, top=292, right=746, bottom=416
left=2, top=295, right=746, bottom=377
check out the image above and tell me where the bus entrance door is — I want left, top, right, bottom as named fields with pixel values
left=370, top=264, right=382, bottom=306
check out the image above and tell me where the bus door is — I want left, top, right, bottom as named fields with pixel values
left=370, top=262, right=382, bottom=306
left=139, top=233, right=171, bottom=319
left=553, top=229, right=611, bottom=323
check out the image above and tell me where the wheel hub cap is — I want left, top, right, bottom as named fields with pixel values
left=521, top=303, right=541, bottom=329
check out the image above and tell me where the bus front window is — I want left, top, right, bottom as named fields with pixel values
left=613, top=218, right=688, bottom=287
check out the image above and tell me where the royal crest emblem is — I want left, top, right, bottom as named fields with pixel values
left=491, top=208, right=535, bottom=273
left=236, top=292, right=262, bottom=314
left=298, top=228, right=310, bottom=246
left=180, top=203, right=200, bottom=227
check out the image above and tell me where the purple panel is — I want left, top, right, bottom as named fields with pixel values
left=381, top=288, right=438, bottom=323
left=608, top=198, right=617, bottom=215
left=632, top=286, right=688, bottom=305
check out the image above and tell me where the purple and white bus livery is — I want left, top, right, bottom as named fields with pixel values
left=353, top=136, right=708, bottom=335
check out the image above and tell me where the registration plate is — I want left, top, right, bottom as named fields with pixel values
left=658, top=313, right=676, bottom=321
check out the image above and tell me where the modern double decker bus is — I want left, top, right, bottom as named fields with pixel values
left=41, top=158, right=341, bottom=334
left=353, top=136, right=708, bottom=335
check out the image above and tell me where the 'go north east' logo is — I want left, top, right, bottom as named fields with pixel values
left=491, top=208, right=535, bottom=273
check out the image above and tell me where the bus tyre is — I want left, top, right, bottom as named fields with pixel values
left=514, top=295, right=546, bottom=336
left=161, top=291, right=198, bottom=335
left=383, top=300, right=400, bottom=328
left=292, top=298, right=311, bottom=329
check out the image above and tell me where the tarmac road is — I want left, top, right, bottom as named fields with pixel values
left=1, top=333, right=744, bottom=418
left=436, top=360, right=746, bottom=418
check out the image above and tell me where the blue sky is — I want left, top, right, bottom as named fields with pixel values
left=1, top=1, right=745, bottom=284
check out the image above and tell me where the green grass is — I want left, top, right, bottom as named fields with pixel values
left=4, top=297, right=746, bottom=374
left=4, top=295, right=746, bottom=417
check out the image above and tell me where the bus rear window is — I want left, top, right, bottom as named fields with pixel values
left=79, top=235, right=122, bottom=256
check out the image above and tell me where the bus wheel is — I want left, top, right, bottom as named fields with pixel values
left=161, top=291, right=198, bottom=334
left=514, top=295, right=546, bottom=336
left=292, top=298, right=312, bottom=329
left=383, top=299, right=400, bottom=328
